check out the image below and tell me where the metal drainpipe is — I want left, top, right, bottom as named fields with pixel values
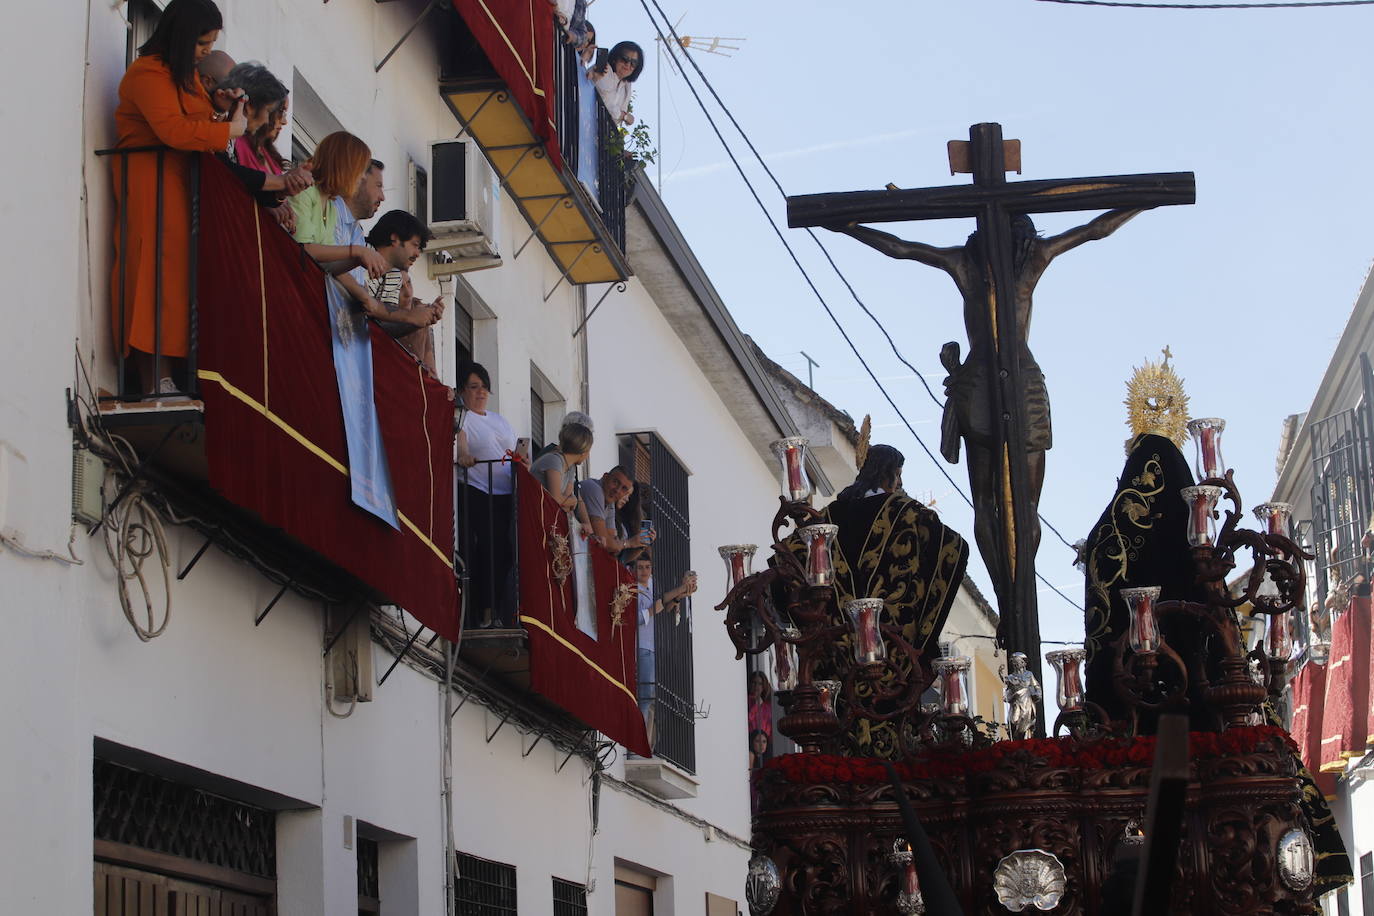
left=577, top=285, right=590, bottom=413
left=442, top=637, right=457, bottom=916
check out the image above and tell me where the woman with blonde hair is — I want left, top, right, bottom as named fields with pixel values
left=288, top=131, right=384, bottom=277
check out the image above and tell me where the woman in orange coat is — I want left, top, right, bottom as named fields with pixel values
left=112, top=0, right=246, bottom=395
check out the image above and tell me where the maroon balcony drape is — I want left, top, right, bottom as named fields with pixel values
left=195, top=156, right=460, bottom=641
left=1290, top=662, right=1337, bottom=797
left=1319, top=595, right=1370, bottom=773
left=450, top=0, right=562, bottom=169
left=515, top=464, right=650, bottom=755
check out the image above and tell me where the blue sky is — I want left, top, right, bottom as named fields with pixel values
left=593, top=0, right=1374, bottom=647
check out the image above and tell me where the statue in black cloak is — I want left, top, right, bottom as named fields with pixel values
left=782, top=444, right=969, bottom=758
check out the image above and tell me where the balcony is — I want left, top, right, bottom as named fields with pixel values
left=440, top=0, right=631, bottom=287
left=93, top=148, right=461, bottom=643
left=94, top=150, right=647, bottom=753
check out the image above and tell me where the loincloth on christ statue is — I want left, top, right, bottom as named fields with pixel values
left=781, top=492, right=969, bottom=759
left=940, top=342, right=1051, bottom=463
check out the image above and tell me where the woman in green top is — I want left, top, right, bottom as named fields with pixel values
left=289, top=131, right=387, bottom=277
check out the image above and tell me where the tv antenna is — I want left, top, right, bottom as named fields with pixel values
left=652, top=14, right=746, bottom=192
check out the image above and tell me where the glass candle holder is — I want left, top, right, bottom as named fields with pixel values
left=1180, top=485, right=1224, bottom=547
left=773, top=628, right=801, bottom=691
left=1121, top=586, right=1162, bottom=653
left=1266, top=611, right=1293, bottom=661
left=1046, top=647, right=1087, bottom=713
left=798, top=524, right=839, bottom=587
left=1187, top=417, right=1226, bottom=481
left=815, top=679, right=841, bottom=716
left=932, top=655, right=972, bottom=717
left=1253, top=502, right=1294, bottom=539
left=718, top=544, right=757, bottom=591
left=769, top=436, right=812, bottom=502
left=844, top=598, right=887, bottom=666
left=888, top=839, right=923, bottom=915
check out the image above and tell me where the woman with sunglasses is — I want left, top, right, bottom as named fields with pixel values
left=591, top=40, right=644, bottom=126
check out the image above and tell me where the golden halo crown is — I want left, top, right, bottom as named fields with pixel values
left=1125, top=347, right=1191, bottom=448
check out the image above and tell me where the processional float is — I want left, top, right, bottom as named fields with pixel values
left=716, top=125, right=1348, bottom=915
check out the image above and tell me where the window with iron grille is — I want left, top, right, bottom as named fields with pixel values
left=1361, top=852, right=1373, bottom=916
left=455, top=852, right=517, bottom=916
left=357, top=836, right=380, bottom=915
left=93, top=758, right=276, bottom=880
left=552, top=877, right=588, bottom=916
left=619, top=432, right=694, bottom=771
left=1309, top=402, right=1374, bottom=609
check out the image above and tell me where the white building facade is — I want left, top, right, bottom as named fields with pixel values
left=0, top=1, right=845, bottom=913
left=1271, top=262, right=1374, bottom=915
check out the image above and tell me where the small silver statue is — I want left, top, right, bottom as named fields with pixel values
left=1003, top=652, right=1041, bottom=741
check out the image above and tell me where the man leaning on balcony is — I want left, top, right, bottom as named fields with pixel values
left=578, top=467, right=653, bottom=560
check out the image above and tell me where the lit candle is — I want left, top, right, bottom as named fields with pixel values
left=1122, top=586, right=1162, bottom=653
left=718, top=544, right=757, bottom=590
left=1187, top=418, right=1226, bottom=481
left=933, top=656, right=972, bottom=716
left=769, top=437, right=812, bottom=502
left=1047, top=647, right=1087, bottom=713
left=889, top=839, right=923, bottom=915
left=1254, top=502, right=1293, bottom=539
left=1180, top=485, right=1223, bottom=547
left=844, top=599, right=887, bottom=666
left=799, top=524, right=838, bottom=587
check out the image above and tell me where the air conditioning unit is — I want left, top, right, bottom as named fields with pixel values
left=417, top=140, right=502, bottom=277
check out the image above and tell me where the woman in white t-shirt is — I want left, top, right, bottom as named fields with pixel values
left=591, top=41, right=644, bottom=126
left=456, top=361, right=517, bottom=627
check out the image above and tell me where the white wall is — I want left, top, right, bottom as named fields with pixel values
left=588, top=273, right=789, bottom=843
left=0, top=1, right=764, bottom=913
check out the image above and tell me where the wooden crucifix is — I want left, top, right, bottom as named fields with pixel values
left=787, top=123, right=1194, bottom=731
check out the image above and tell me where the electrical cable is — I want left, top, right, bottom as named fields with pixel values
left=636, top=0, right=1086, bottom=613
left=1035, top=0, right=1374, bottom=8
left=102, top=474, right=173, bottom=641
left=324, top=647, right=360, bottom=719
left=640, top=0, right=1085, bottom=557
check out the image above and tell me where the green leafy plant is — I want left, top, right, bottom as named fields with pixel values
left=605, top=103, right=657, bottom=172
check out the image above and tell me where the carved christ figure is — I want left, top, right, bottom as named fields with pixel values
left=831, top=208, right=1141, bottom=604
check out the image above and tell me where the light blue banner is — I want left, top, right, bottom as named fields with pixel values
left=325, top=276, right=399, bottom=529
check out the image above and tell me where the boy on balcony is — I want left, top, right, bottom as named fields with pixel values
left=363, top=209, right=446, bottom=372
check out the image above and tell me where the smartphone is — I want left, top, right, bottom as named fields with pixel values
left=594, top=47, right=609, bottom=72
left=640, top=519, right=654, bottom=535
left=515, top=437, right=531, bottom=460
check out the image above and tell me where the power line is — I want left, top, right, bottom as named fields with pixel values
left=639, top=0, right=1083, bottom=557
left=636, top=0, right=1086, bottom=615
left=1034, top=0, right=1374, bottom=7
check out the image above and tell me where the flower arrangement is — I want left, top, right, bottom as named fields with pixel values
left=764, top=726, right=1298, bottom=785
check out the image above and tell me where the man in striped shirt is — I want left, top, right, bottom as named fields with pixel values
left=364, top=209, right=445, bottom=373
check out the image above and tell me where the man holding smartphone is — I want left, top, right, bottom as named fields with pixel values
left=578, top=466, right=653, bottom=559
